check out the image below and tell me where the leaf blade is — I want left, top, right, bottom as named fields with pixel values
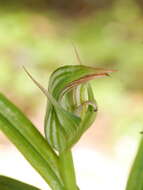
left=126, top=138, right=143, bottom=190
left=0, top=175, right=40, bottom=190
left=0, top=94, right=64, bottom=190
left=0, top=114, right=64, bottom=190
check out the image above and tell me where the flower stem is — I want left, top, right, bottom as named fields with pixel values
left=59, top=150, right=77, bottom=190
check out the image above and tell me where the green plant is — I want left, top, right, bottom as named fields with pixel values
left=125, top=137, right=143, bottom=190
left=0, top=62, right=115, bottom=190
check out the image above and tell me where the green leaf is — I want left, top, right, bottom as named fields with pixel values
left=0, top=93, right=64, bottom=190
left=126, top=138, right=143, bottom=190
left=0, top=175, right=40, bottom=190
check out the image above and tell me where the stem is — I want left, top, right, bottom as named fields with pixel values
left=59, top=149, right=77, bottom=190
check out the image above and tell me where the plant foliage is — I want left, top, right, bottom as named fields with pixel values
left=0, top=64, right=115, bottom=190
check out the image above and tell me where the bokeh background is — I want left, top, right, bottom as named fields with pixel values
left=0, top=0, right=143, bottom=189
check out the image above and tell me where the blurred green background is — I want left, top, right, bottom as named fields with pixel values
left=0, top=0, right=143, bottom=189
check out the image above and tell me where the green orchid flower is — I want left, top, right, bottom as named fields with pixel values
left=0, top=61, right=115, bottom=190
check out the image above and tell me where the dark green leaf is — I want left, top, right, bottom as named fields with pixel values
left=0, top=175, right=40, bottom=190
